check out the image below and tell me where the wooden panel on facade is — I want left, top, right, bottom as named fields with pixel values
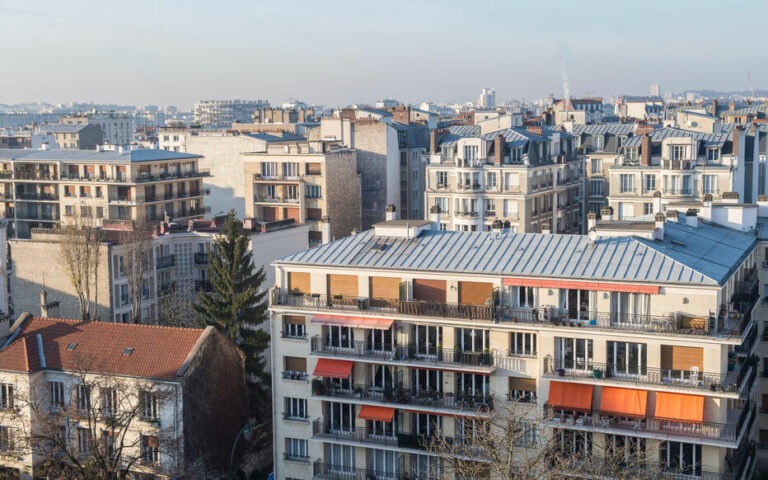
left=284, top=207, right=300, bottom=222
left=284, top=356, right=306, bottom=372
left=328, top=274, right=358, bottom=297
left=262, top=207, right=277, bottom=222
left=413, top=279, right=447, bottom=302
left=283, top=315, right=305, bottom=325
left=370, top=277, right=401, bottom=300
left=509, top=378, right=536, bottom=391
left=458, top=281, right=493, bottom=305
left=288, top=272, right=310, bottom=293
left=660, top=345, right=704, bottom=372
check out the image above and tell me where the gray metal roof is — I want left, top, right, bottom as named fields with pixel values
left=571, top=124, right=635, bottom=136
left=276, top=221, right=756, bottom=287
left=623, top=127, right=729, bottom=149
left=0, top=149, right=201, bottom=163
left=42, top=123, right=94, bottom=133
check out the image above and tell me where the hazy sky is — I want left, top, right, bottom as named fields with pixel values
left=1, top=0, right=766, bottom=109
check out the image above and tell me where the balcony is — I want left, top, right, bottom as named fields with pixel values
left=543, top=358, right=756, bottom=396
left=313, top=460, right=414, bottom=480
left=283, top=452, right=310, bottom=464
left=313, top=418, right=425, bottom=450
left=543, top=400, right=753, bottom=446
left=311, top=379, right=493, bottom=414
left=134, top=169, right=211, bottom=183
left=156, top=255, right=175, bottom=269
left=282, top=371, right=309, bottom=382
left=194, top=252, right=209, bottom=265
left=310, top=336, right=496, bottom=373
left=16, top=192, right=59, bottom=201
left=662, top=159, right=695, bottom=170
left=454, top=210, right=479, bottom=218
left=14, top=171, right=58, bottom=181
left=662, top=187, right=694, bottom=196
left=157, top=282, right=176, bottom=296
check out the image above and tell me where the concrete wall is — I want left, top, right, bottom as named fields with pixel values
left=325, top=150, right=361, bottom=239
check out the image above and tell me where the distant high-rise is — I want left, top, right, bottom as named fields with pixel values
left=650, top=83, right=661, bottom=96
left=478, top=87, right=496, bottom=109
left=193, top=99, right=269, bottom=128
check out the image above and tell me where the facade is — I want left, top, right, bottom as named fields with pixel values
left=243, top=140, right=361, bottom=246
left=192, top=100, right=269, bottom=128
left=44, top=124, right=104, bottom=150
left=478, top=88, right=496, bottom=109
left=0, top=148, right=208, bottom=238
left=0, top=313, right=247, bottom=479
left=269, top=216, right=758, bottom=480
left=60, top=113, right=134, bottom=146
left=425, top=125, right=583, bottom=234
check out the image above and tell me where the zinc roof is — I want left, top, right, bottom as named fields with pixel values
left=277, top=221, right=755, bottom=287
left=0, top=149, right=201, bottom=163
left=571, top=124, right=635, bottom=136
left=623, top=127, right=729, bottom=148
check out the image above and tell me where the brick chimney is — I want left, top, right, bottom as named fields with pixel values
left=391, top=106, right=411, bottom=125
left=732, top=125, right=742, bottom=158
left=640, top=134, right=651, bottom=166
left=526, top=126, right=543, bottom=136
left=430, top=129, right=446, bottom=153
left=494, top=134, right=505, bottom=165
left=712, top=99, right=718, bottom=114
left=728, top=100, right=735, bottom=111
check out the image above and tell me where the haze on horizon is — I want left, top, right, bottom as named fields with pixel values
left=1, top=0, right=765, bottom=109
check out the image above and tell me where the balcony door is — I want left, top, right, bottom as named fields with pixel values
left=555, top=337, right=593, bottom=373
left=414, top=325, right=441, bottom=358
left=608, top=341, right=647, bottom=377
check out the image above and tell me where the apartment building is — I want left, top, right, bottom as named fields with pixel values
left=425, top=125, right=583, bottom=234
left=606, top=126, right=748, bottom=219
left=269, top=215, right=758, bottom=480
left=243, top=140, right=360, bottom=246
left=0, top=148, right=208, bottom=238
left=60, top=112, right=135, bottom=146
left=0, top=313, right=247, bottom=479
left=44, top=124, right=104, bottom=150
left=192, top=100, right=269, bottom=128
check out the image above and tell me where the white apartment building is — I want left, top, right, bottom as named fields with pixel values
left=425, top=125, right=582, bottom=234
left=192, top=100, right=269, bottom=128
left=269, top=215, right=759, bottom=480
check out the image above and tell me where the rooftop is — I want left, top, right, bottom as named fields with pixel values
left=0, top=315, right=207, bottom=380
left=0, top=148, right=201, bottom=163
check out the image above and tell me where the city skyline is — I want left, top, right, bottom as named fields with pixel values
left=2, top=0, right=766, bottom=109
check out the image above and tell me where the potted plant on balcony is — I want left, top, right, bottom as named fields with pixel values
left=557, top=368, right=566, bottom=377
left=593, top=368, right=603, bottom=380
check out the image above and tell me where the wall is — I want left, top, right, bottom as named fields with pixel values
left=324, top=150, right=362, bottom=239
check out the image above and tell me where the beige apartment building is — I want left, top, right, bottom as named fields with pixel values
left=268, top=211, right=758, bottom=480
left=243, top=140, right=361, bottom=246
left=0, top=148, right=208, bottom=238
left=425, top=125, right=582, bottom=234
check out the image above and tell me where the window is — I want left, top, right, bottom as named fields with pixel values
left=283, top=162, right=300, bottom=179
left=608, top=341, right=647, bottom=376
left=626, top=147, right=639, bottom=162
left=644, top=174, right=656, bottom=193
left=101, top=431, right=114, bottom=456
left=283, top=316, right=306, bottom=339
left=660, top=441, right=701, bottom=476
left=510, top=148, right=522, bottom=163
left=0, top=426, right=13, bottom=452
left=141, top=391, right=158, bottom=419
left=116, top=284, right=129, bottom=307
left=706, top=148, right=720, bottom=161
left=95, top=186, right=102, bottom=198
left=285, top=438, right=309, bottom=462
left=141, top=435, right=159, bottom=464
left=305, top=184, right=321, bottom=198
left=77, top=428, right=91, bottom=455
left=620, top=174, right=635, bottom=193
left=703, top=175, right=718, bottom=194
left=509, top=332, right=536, bottom=357
left=436, top=171, right=448, bottom=187
left=96, top=207, right=104, bottom=218
left=589, top=179, right=603, bottom=196
left=516, top=422, right=538, bottom=447
left=590, top=158, right=602, bottom=174
left=0, top=385, right=13, bottom=410
left=260, top=162, right=278, bottom=178
left=325, top=325, right=354, bottom=349
left=113, top=255, right=125, bottom=278
left=593, top=136, right=604, bottom=152
left=434, top=197, right=448, bottom=214
left=486, top=172, right=496, bottom=188
left=463, top=145, right=479, bottom=163
left=455, top=328, right=490, bottom=353
left=670, top=145, right=686, bottom=160
left=284, top=397, right=307, bottom=421
left=555, top=337, right=593, bottom=372
left=49, top=381, right=65, bottom=409
left=618, top=136, right=627, bottom=148
left=65, top=205, right=74, bottom=216
left=643, top=202, right=653, bottom=215
left=101, top=388, right=118, bottom=418
left=554, top=429, right=592, bottom=456
left=80, top=206, right=92, bottom=218
left=76, top=384, right=90, bottom=411
left=606, top=435, right=645, bottom=467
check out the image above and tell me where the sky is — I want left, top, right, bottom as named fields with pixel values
left=1, top=0, right=766, bottom=109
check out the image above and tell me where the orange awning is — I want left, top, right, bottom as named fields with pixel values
left=654, top=392, right=704, bottom=423
left=547, top=381, right=593, bottom=412
left=358, top=405, right=395, bottom=422
left=503, top=278, right=659, bottom=295
left=311, top=314, right=393, bottom=330
left=312, top=358, right=353, bottom=379
left=600, top=387, right=647, bottom=417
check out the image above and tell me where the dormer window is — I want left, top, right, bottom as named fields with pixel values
left=626, top=147, right=639, bottom=162
left=670, top=145, right=687, bottom=160
left=510, top=148, right=522, bottom=163
left=706, top=147, right=720, bottom=161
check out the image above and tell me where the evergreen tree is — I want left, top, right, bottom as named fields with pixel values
left=194, top=211, right=270, bottom=393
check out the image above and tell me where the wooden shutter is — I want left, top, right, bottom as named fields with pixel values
left=284, top=356, right=307, bottom=372
left=328, top=274, right=358, bottom=297
left=262, top=207, right=277, bottom=221
left=660, top=345, right=703, bottom=371
left=284, top=207, right=300, bottom=222
left=458, top=281, right=493, bottom=305
left=413, top=279, right=447, bottom=302
left=288, top=272, right=310, bottom=293
left=370, top=277, right=401, bottom=300
left=284, top=315, right=305, bottom=326
left=509, top=378, right=536, bottom=391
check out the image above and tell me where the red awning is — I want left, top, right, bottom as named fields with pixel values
left=311, top=314, right=393, bottom=330
left=655, top=392, right=704, bottom=423
left=312, top=358, right=353, bottom=378
left=358, top=405, right=395, bottom=422
left=600, top=387, right=647, bottom=417
left=547, top=381, right=593, bottom=412
left=503, top=278, right=659, bottom=295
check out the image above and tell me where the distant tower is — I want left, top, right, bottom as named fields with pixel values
left=650, top=84, right=661, bottom=97
left=478, top=88, right=496, bottom=109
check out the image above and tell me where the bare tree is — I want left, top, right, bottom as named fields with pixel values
left=60, top=212, right=104, bottom=321
left=117, top=220, right=154, bottom=324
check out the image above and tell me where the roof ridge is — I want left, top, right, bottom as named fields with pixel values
left=29, top=317, right=204, bottom=333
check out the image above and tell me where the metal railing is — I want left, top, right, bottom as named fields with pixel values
left=156, top=255, right=175, bottom=269
left=194, top=252, right=209, bottom=265
left=282, top=371, right=309, bottom=381
left=313, top=460, right=414, bottom=480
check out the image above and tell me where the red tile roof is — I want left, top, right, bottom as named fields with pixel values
left=0, top=316, right=207, bottom=380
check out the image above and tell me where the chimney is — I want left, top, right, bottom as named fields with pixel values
left=491, top=219, right=503, bottom=233
left=684, top=208, right=698, bottom=228
left=385, top=204, right=398, bottom=221
left=654, top=212, right=665, bottom=240
left=321, top=215, right=331, bottom=244
left=587, top=212, right=597, bottom=231
left=494, top=134, right=505, bottom=165
left=40, top=289, right=60, bottom=319
left=732, top=125, right=742, bottom=158
left=652, top=191, right=662, bottom=214
left=666, top=210, right=679, bottom=222
left=712, top=99, right=718, bottom=114
left=600, top=206, right=613, bottom=221
left=429, top=129, right=445, bottom=154
left=429, top=205, right=441, bottom=225
left=526, top=126, right=543, bottom=136
left=721, top=191, right=739, bottom=204
left=640, top=134, right=651, bottom=166
left=729, top=100, right=735, bottom=111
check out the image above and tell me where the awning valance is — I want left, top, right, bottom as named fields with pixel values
left=503, top=278, right=659, bottom=295
left=358, top=405, right=395, bottom=422
left=311, top=314, right=393, bottom=330
left=313, top=358, right=353, bottom=379
left=547, top=381, right=593, bottom=412
left=654, top=392, right=704, bottom=423
left=600, top=387, right=647, bottom=417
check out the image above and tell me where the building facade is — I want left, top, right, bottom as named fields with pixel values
left=269, top=216, right=758, bottom=480
left=192, top=100, right=269, bottom=128
left=425, top=125, right=583, bottom=234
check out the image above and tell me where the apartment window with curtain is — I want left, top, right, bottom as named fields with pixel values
left=703, top=175, right=718, bottom=194
left=620, top=174, right=635, bottom=193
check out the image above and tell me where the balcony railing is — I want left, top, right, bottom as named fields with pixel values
left=543, top=400, right=753, bottom=443
left=311, top=379, right=493, bottom=413
left=313, top=460, right=414, bottom=480
left=662, top=187, right=694, bottom=196
left=282, top=371, right=309, bottom=382
left=157, top=282, right=176, bottom=296
left=156, top=255, right=175, bottom=269
left=16, top=192, right=59, bottom=201
left=543, top=358, right=755, bottom=395
left=193, top=252, right=209, bottom=265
